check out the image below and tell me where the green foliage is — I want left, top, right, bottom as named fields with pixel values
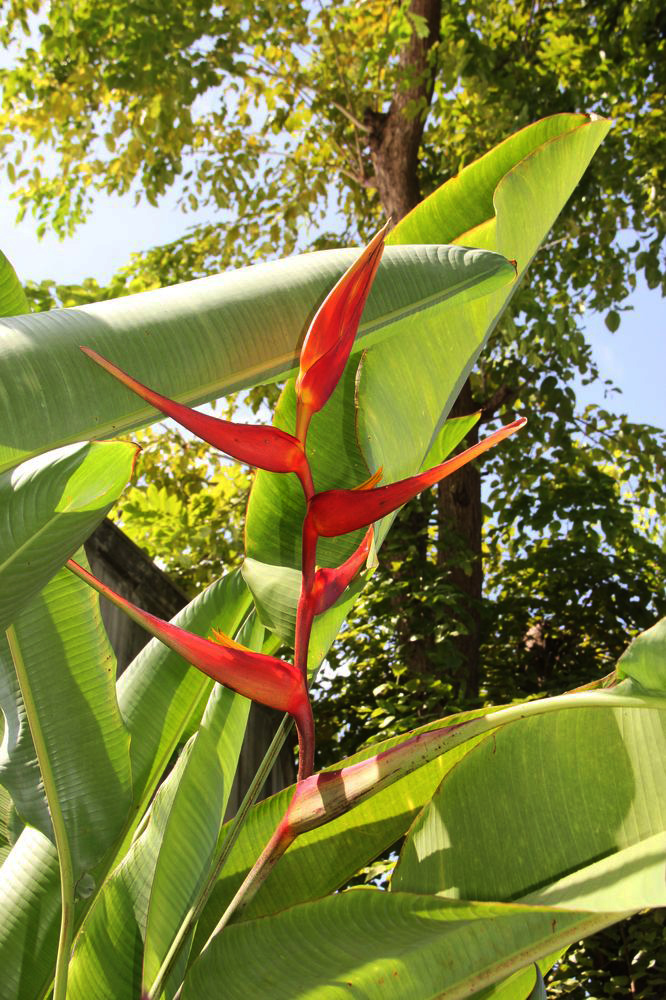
left=112, top=423, right=250, bottom=597
left=1, top=1, right=663, bottom=306
left=0, top=244, right=498, bottom=474
left=547, top=910, right=666, bottom=999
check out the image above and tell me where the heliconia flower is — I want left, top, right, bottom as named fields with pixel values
left=305, top=417, right=527, bottom=539
left=310, top=526, right=374, bottom=616
left=294, top=223, right=388, bottom=444
left=66, top=559, right=315, bottom=780
left=80, top=346, right=315, bottom=499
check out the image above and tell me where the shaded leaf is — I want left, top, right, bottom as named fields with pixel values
left=3, top=558, right=132, bottom=877
left=0, top=440, right=138, bottom=631
left=183, top=889, right=618, bottom=1000
left=0, top=570, right=252, bottom=1000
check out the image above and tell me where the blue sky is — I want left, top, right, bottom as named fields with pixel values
left=1, top=181, right=663, bottom=433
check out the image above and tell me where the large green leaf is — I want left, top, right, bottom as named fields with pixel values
left=118, top=568, right=252, bottom=812
left=392, top=699, right=666, bottom=975
left=0, top=635, right=53, bottom=838
left=192, top=640, right=665, bottom=960
left=419, top=413, right=481, bottom=471
left=0, top=249, right=30, bottom=318
left=0, top=569, right=252, bottom=1000
left=1, top=557, right=132, bottom=875
left=67, top=655, right=257, bottom=1000
left=241, top=415, right=478, bottom=652
left=616, top=616, right=666, bottom=690
left=357, top=114, right=611, bottom=544
left=186, top=622, right=665, bottom=1000
left=66, top=730, right=198, bottom=1000
left=243, top=114, right=609, bottom=650
left=191, top=708, right=496, bottom=951
left=0, top=826, right=61, bottom=1000
left=183, top=889, right=620, bottom=1000
left=0, top=440, right=138, bottom=631
left=141, top=614, right=264, bottom=997
left=242, top=557, right=371, bottom=665
left=0, top=245, right=511, bottom=475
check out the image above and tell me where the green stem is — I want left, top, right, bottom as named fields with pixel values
left=6, top=625, right=75, bottom=1000
left=199, top=817, right=294, bottom=951
left=146, top=713, right=294, bottom=1000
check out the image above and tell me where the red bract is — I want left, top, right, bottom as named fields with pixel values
left=310, top=526, right=374, bottom=616
left=80, top=347, right=314, bottom=499
left=306, top=417, right=527, bottom=538
left=67, top=559, right=315, bottom=780
left=294, top=223, right=388, bottom=444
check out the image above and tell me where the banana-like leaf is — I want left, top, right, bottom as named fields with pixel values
left=186, top=619, right=665, bottom=998
left=118, top=568, right=253, bottom=810
left=245, top=248, right=515, bottom=572
left=241, top=557, right=368, bottom=659
left=66, top=731, right=198, bottom=1000
left=192, top=629, right=664, bottom=957
left=67, top=618, right=259, bottom=1000
left=0, top=783, right=23, bottom=866
left=0, top=249, right=30, bottom=318
left=0, top=634, right=53, bottom=838
left=419, top=412, right=481, bottom=471
left=0, top=826, right=61, bottom=1000
left=182, top=890, right=621, bottom=1000
left=393, top=619, right=666, bottom=908
left=141, top=614, right=263, bottom=997
left=0, top=440, right=139, bottom=632
left=191, top=708, right=495, bottom=951
left=357, top=114, right=611, bottom=546
left=0, top=246, right=512, bottom=476
left=1, top=557, right=132, bottom=875
left=473, top=955, right=562, bottom=1000
left=616, top=616, right=666, bottom=689
left=0, top=569, right=252, bottom=1000
left=394, top=705, right=666, bottom=903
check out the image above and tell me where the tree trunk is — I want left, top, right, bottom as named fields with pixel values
left=364, top=0, right=484, bottom=700
left=436, top=380, right=483, bottom=699
left=364, top=0, right=441, bottom=221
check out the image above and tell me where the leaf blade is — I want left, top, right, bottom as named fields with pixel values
left=0, top=245, right=512, bottom=475
left=0, top=440, right=138, bottom=632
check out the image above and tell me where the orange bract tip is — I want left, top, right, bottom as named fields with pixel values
left=210, top=628, right=247, bottom=651
left=353, top=466, right=384, bottom=491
